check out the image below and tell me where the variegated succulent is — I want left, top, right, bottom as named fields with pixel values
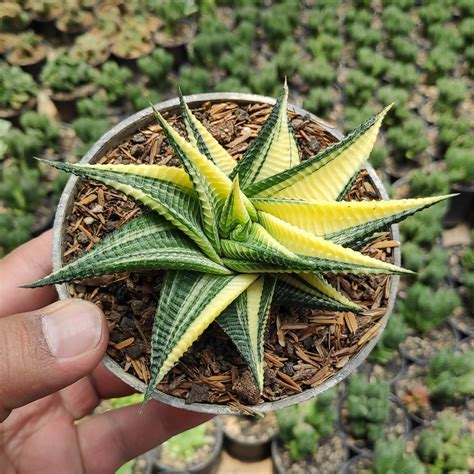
left=29, top=84, right=450, bottom=402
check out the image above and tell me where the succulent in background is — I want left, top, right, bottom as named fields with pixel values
left=416, top=414, right=474, bottom=473
left=369, top=312, right=407, bottom=364
left=95, top=61, right=133, bottom=104
left=276, top=389, right=337, bottom=461
left=371, top=438, right=424, bottom=474
left=446, top=146, right=474, bottom=185
left=70, top=31, right=111, bottom=66
left=161, top=423, right=211, bottom=463
left=346, top=375, right=391, bottom=445
left=427, top=350, right=474, bottom=404
left=138, top=48, right=174, bottom=85
left=399, top=283, right=461, bottom=333
left=0, top=65, right=37, bottom=111
left=147, top=0, right=197, bottom=34
left=400, top=384, right=430, bottom=416
left=0, top=210, right=35, bottom=257
left=40, top=52, right=95, bottom=93
left=29, top=85, right=450, bottom=402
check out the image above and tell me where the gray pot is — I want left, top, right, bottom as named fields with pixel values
left=51, top=92, right=401, bottom=415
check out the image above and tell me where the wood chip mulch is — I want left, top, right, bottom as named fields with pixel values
left=62, top=101, right=396, bottom=409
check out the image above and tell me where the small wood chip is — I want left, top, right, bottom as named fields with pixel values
left=78, top=194, right=97, bottom=206
left=115, top=337, right=135, bottom=350
left=344, top=312, right=358, bottom=334
left=357, top=322, right=382, bottom=346
left=372, top=240, right=400, bottom=249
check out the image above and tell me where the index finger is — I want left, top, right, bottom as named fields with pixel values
left=0, top=230, right=57, bottom=317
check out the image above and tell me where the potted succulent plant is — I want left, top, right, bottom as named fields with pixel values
left=40, top=51, right=96, bottom=121
left=28, top=83, right=450, bottom=414
left=396, top=349, right=474, bottom=425
left=0, top=2, right=31, bottom=31
left=407, top=413, right=474, bottom=473
left=223, top=413, right=278, bottom=461
left=151, top=0, right=198, bottom=62
left=340, top=375, right=410, bottom=454
left=28, top=0, right=63, bottom=37
left=0, top=64, right=37, bottom=120
left=111, top=17, right=154, bottom=67
left=70, top=30, right=111, bottom=67
left=55, top=2, right=94, bottom=39
left=6, top=31, right=49, bottom=76
left=144, top=419, right=223, bottom=474
left=341, top=438, right=424, bottom=474
left=272, top=388, right=348, bottom=473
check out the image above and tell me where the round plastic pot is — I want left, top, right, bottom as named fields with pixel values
left=50, top=82, right=96, bottom=123
left=223, top=416, right=276, bottom=462
left=444, top=184, right=474, bottom=228
left=51, top=92, right=401, bottom=415
left=144, top=418, right=223, bottom=474
left=271, top=431, right=350, bottom=474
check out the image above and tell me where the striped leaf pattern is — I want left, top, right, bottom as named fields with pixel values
left=217, top=276, right=276, bottom=390
left=232, top=82, right=300, bottom=187
left=32, top=85, right=448, bottom=398
left=25, top=214, right=231, bottom=288
left=145, top=271, right=256, bottom=401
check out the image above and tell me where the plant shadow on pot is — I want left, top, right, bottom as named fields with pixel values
left=143, top=418, right=223, bottom=474
left=48, top=93, right=405, bottom=415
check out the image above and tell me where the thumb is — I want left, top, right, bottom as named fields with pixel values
left=0, top=299, right=108, bottom=422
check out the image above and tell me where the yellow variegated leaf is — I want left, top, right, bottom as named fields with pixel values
left=179, top=94, right=237, bottom=175
left=145, top=271, right=257, bottom=401
left=246, top=105, right=392, bottom=200
left=233, top=81, right=300, bottom=187
left=219, top=176, right=252, bottom=236
left=258, top=211, right=411, bottom=274
left=218, top=276, right=276, bottom=391
left=85, top=163, right=193, bottom=190
left=252, top=194, right=452, bottom=245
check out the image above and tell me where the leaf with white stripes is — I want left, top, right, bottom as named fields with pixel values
left=179, top=92, right=237, bottom=175
left=258, top=212, right=411, bottom=275
left=232, top=81, right=300, bottom=187
left=26, top=213, right=231, bottom=287
left=153, top=107, right=233, bottom=253
left=274, top=274, right=361, bottom=312
left=145, top=271, right=257, bottom=401
left=244, top=105, right=392, bottom=200
left=252, top=195, right=452, bottom=247
left=38, top=158, right=220, bottom=263
left=217, top=276, right=276, bottom=390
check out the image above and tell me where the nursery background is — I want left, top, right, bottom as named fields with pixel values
left=0, top=0, right=472, bottom=472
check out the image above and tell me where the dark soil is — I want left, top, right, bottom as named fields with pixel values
left=62, top=100, right=395, bottom=409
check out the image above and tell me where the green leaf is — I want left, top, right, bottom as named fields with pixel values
left=26, top=213, right=232, bottom=288
left=232, top=81, right=300, bottom=187
left=274, top=274, right=361, bottom=312
left=218, top=276, right=276, bottom=390
left=38, top=158, right=221, bottom=264
left=152, top=107, right=234, bottom=253
left=244, top=105, right=392, bottom=200
left=145, top=271, right=257, bottom=401
left=219, top=175, right=252, bottom=237
left=179, top=92, right=237, bottom=175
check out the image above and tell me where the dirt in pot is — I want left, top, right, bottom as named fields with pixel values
left=223, top=413, right=277, bottom=442
left=63, top=100, right=396, bottom=409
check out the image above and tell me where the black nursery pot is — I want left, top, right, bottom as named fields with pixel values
left=51, top=92, right=401, bottom=415
left=50, top=83, right=96, bottom=123
left=443, top=184, right=474, bottom=228
left=144, top=418, right=223, bottom=474
left=223, top=416, right=277, bottom=462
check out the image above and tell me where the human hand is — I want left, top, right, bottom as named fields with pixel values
left=0, top=231, right=211, bottom=473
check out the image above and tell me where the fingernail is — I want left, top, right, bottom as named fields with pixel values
left=42, top=300, right=103, bottom=358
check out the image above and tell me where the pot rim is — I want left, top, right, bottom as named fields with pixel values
left=52, top=92, right=401, bottom=415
